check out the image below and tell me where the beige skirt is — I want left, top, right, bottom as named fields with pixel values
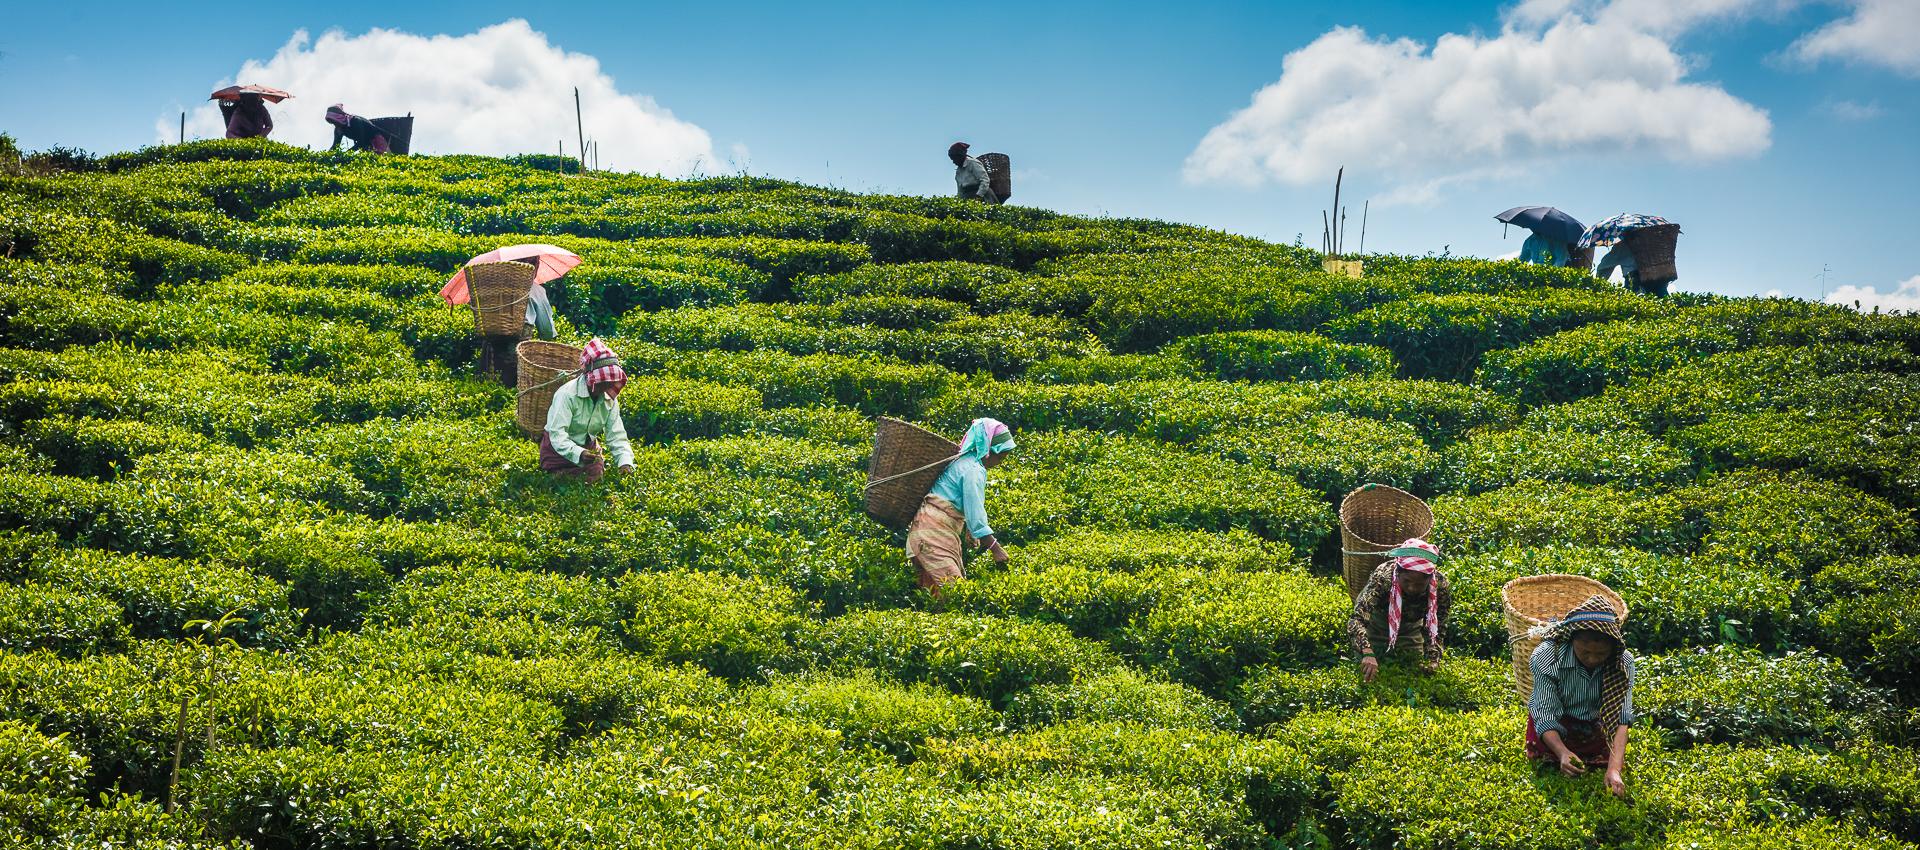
left=905, top=494, right=969, bottom=591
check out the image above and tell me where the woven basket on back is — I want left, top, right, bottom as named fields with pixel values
left=515, top=340, right=582, bottom=438
left=978, top=152, right=1012, bottom=201
left=1338, top=484, right=1433, bottom=599
left=1622, top=223, right=1680, bottom=284
left=865, top=418, right=961, bottom=528
left=1502, top=574, right=1628, bottom=701
left=1566, top=245, right=1595, bottom=273
left=467, top=261, right=537, bottom=337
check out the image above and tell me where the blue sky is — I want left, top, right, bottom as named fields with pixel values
left=4, top=1, right=1916, bottom=304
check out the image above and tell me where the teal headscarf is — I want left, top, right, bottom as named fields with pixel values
left=957, top=417, right=1016, bottom=461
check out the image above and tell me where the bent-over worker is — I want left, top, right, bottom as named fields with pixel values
left=1347, top=538, right=1451, bottom=682
left=905, top=417, right=1016, bottom=595
left=541, top=338, right=634, bottom=484
left=1519, top=231, right=1570, bottom=266
left=949, top=142, right=999, bottom=204
left=326, top=105, right=392, bottom=154
left=222, top=93, right=274, bottom=140
left=1526, top=595, right=1636, bottom=798
left=1595, top=244, right=1645, bottom=294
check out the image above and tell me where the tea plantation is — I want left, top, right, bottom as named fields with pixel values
left=2, top=140, right=1917, bottom=849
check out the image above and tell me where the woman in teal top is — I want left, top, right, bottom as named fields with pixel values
left=905, top=418, right=1017, bottom=593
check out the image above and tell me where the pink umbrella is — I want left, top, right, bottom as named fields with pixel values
left=439, top=244, right=583, bottom=305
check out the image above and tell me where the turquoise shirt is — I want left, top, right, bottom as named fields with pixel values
left=1520, top=233, right=1569, bottom=266
left=929, top=456, right=993, bottom=539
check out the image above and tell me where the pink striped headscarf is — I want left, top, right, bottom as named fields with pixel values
left=580, top=338, right=627, bottom=399
left=1386, top=537, right=1440, bottom=651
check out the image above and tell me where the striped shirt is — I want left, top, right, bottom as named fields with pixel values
left=1527, top=639, right=1636, bottom=736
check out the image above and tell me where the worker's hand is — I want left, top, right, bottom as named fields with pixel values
left=580, top=448, right=601, bottom=463
left=1558, top=752, right=1587, bottom=777
left=990, top=541, right=1009, bottom=564
left=617, top=464, right=635, bottom=474
left=1605, top=769, right=1627, bottom=798
left=1420, top=659, right=1441, bottom=674
left=1359, top=656, right=1379, bottom=683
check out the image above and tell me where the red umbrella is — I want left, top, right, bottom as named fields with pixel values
left=439, top=244, right=584, bottom=305
left=209, top=84, right=293, bottom=103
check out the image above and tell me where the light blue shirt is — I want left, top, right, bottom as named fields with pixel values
left=525, top=283, right=556, bottom=340
left=1520, top=233, right=1569, bottom=266
left=1595, top=245, right=1637, bottom=282
left=928, top=456, right=993, bottom=539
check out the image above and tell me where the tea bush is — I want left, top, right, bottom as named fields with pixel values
left=1637, top=646, right=1904, bottom=747
left=1004, top=668, right=1235, bottom=731
left=1439, top=425, right=1694, bottom=493
left=749, top=670, right=999, bottom=758
left=1234, top=657, right=1513, bottom=730
left=1167, top=329, right=1395, bottom=382
left=1810, top=556, right=1920, bottom=685
left=801, top=609, right=1120, bottom=706
left=1324, top=289, right=1664, bottom=381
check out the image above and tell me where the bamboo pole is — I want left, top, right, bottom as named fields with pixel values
left=179, top=112, right=185, bottom=145
left=1359, top=201, right=1370, bottom=255
left=574, top=88, right=586, bottom=174
left=1330, top=167, right=1344, bottom=256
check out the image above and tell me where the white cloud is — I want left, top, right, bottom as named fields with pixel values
left=1185, top=9, right=1772, bottom=197
left=1827, top=275, right=1920, bottom=313
left=1509, top=0, right=1792, bottom=36
left=158, top=20, right=721, bottom=175
left=1824, top=99, right=1885, bottom=120
left=1791, top=0, right=1920, bottom=76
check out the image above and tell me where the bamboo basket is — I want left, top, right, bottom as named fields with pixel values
left=467, top=261, right=537, bottom=337
left=1622, top=224, right=1680, bottom=284
left=978, top=152, right=1011, bottom=201
left=1338, top=484, right=1432, bottom=599
left=1566, top=245, right=1595, bottom=273
left=1502, top=574, right=1628, bottom=701
left=865, top=418, right=961, bottom=528
left=515, top=340, right=582, bottom=438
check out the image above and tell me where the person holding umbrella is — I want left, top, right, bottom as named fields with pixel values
left=440, top=244, right=582, bottom=386
left=211, top=85, right=291, bottom=140
left=1495, top=206, right=1583, bottom=267
left=1583, top=214, right=1678, bottom=297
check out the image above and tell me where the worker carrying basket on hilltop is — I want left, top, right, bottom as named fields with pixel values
left=1347, top=538, right=1452, bottom=682
left=948, top=142, right=1006, bottom=204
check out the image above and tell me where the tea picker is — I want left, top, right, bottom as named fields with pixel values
left=1346, top=539, right=1452, bottom=682
left=1495, top=206, right=1584, bottom=267
left=1583, top=213, right=1681, bottom=297
left=1522, top=594, right=1636, bottom=797
left=948, top=142, right=1006, bottom=204
left=439, top=244, right=581, bottom=387
left=210, top=84, right=290, bottom=140
left=326, top=104, right=396, bottom=154
left=537, top=338, right=635, bottom=484
left=865, top=417, right=1018, bottom=596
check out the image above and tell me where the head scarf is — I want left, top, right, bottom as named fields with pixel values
left=956, top=417, right=1015, bottom=462
left=1539, top=594, right=1631, bottom=734
left=1385, top=538, right=1441, bottom=651
left=325, top=104, right=351, bottom=127
left=948, top=141, right=970, bottom=160
left=579, top=338, right=627, bottom=399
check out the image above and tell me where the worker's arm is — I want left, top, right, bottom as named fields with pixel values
left=1425, top=578, right=1452, bottom=666
left=602, top=398, right=636, bottom=471
left=1346, top=570, right=1380, bottom=660
left=330, top=125, right=345, bottom=151
left=960, top=463, right=994, bottom=541
left=544, top=386, right=586, bottom=464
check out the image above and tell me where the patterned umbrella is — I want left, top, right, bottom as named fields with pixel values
left=439, top=244, right=583, bottom=305
left=1580, top=214, right=1673, bottom=248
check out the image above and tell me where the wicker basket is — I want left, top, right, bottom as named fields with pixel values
left=1502, top=574, right=1628, bottom=701
left=369, top=116, right=414, bottom=155
left=467, top=261, right=536, bottom=337
left=1622, top=224, right=1680, bottom=284
left=865, top=418, right=961, bottom=528
left=515, top=340, right=582, bottom=438
left=1338, top=484, right=1433, bottom=599
left=1566, top=245, right=1595, bottom=273
left=978, top=152, right=1011, bottom=202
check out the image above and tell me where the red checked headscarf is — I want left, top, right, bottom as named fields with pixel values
left=1386, top=537, right=1441, bottom=650
left=579, top=338, right=627, bottom=399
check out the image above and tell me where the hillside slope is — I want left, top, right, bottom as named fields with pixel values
left=1, top=140, right=1917, bottom=849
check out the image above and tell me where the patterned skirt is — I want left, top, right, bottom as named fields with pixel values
left=904, top=494, right=968, bottom=591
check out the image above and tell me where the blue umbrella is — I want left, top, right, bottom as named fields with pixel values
left=1495, top=206, right=1585, bottom=245
left=1581, top=213, right=1673, bottom=248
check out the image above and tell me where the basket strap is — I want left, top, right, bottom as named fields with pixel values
left=515, top=368, right=584, bottom=397
left=1340, top=548, right=1394, bottom=557
left=863, top=453, right=962, bottom=492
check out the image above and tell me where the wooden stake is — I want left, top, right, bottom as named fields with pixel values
left=1359, top=201, right=1370, bottom=255
left=179, top=112, right=185, bottom=145
left=1330, top=167, right=1344, bottom=256
left=1322, top=210, right=1332, bottom=255
left=574, top=87, right=586, bottom=174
